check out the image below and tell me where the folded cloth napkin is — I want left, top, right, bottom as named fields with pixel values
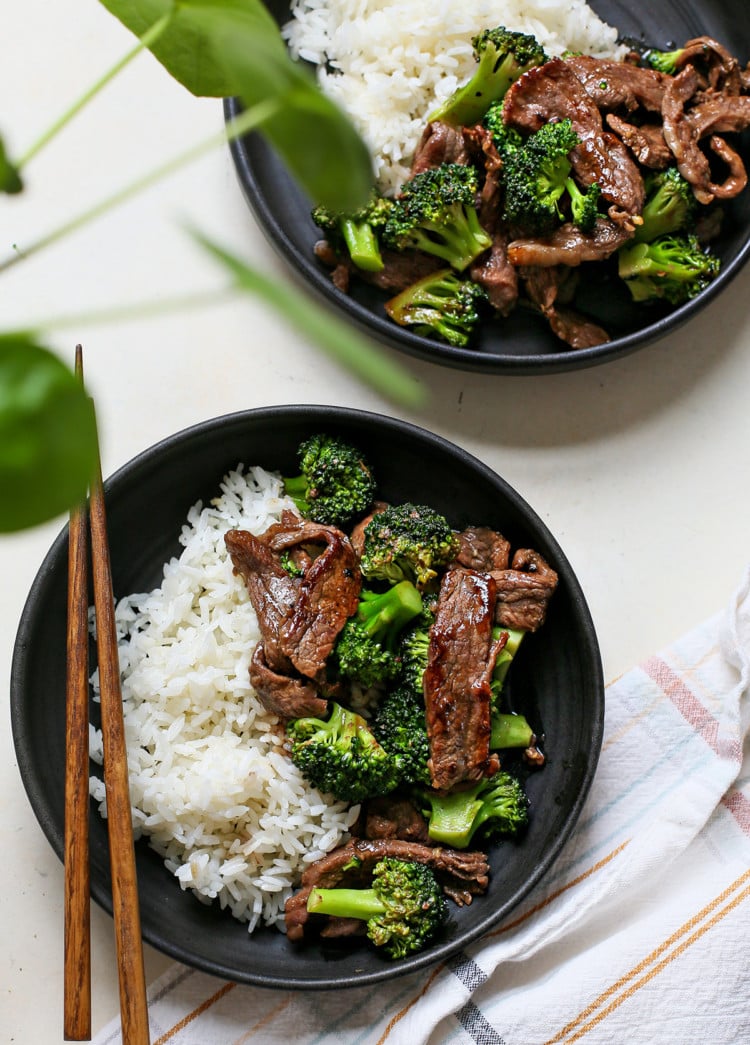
left=94, top=568, right=750, bottom=1045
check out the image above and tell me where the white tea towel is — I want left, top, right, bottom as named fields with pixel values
left=94, top=568, right=750, bottom=1045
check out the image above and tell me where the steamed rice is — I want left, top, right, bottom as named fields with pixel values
left=282, top=0, right=627, bottom=194
left=88, top=465, right=359, bottom=933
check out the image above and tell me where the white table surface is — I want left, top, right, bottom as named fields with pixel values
left=2, top=4, right=750, bottom=1042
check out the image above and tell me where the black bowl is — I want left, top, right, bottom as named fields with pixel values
left=11, top=406, right=603, bottom=988
left=226, top=0, right=750, bottom=374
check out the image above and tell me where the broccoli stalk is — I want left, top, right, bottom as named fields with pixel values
left=633, top=167, right=697, bottom=243
left=385, top=267, right=489, bottom=347
left=311, top=192, right=393, bottom=272
left=645, top=47, right=686, bottom=75
left=565, top=177, right=601, bottom=232
left=429, top=27, right=547, bottom=127
left=501, top=119, right=581, bottom=234
left=283, top=433, right=376, bottom=528
left=490, top=626, right=526, bottom=697
left=618, top=234, right=720, bottom=305
left=383, top=163, right=492, bottom=272
left=490, top=712, right=536, bottom=750
left=360, top=502, right=460, bottom=590
left=287, top=702, right=401, bottom=803
left=306, top=857, right=446, bottom=959
left=418, top=771, right=529, bottom=848
left=333, top=581, right=424, bottom=688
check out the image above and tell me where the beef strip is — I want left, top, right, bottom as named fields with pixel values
left=249, top=644, right=328, bottom=719
left=455, top=526, right=511, bottom=572
left=507, top=217, right=633, bottom=268
left=669, top=36, right=742, bottom=94
left=364, top=795, right=432, bottom=845
left=410, top=120, right=471, bottom=176
left=266, top=519, right=362, bottom=680
left=491, top=549, right=559, bottom=632
left=662, top=66, right=715, bottom=203
left=565, top=55, right=668, bottom=113
left=686, top=94, right=750, bottom=139
left=423, top=567, right=502, bottom=791
left=469, top=231, right=519, bottom=314
left=285, top=837, right=491, bottom=941
left=605, top=115, right=672, bottom=169
left=520, top=265, right=609, bottom=348
left=546, top=305, right=610, bottom=349
left=314, top=238, right=443, bottom=296
left=224, top=528, right=299, bottom=672
left=503, top=57, right=644, bottom=226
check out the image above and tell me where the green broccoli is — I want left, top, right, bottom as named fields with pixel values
left=360, top=502, right=460, bottom=590
left=565, top=177, right=601, bottom=232
left=618, top=234, right=720, bottom=305
left=383, top=163, right=492, bottom=272
left=490, top=712, right=536, bottom=750
left=306, top=857, right=446, bottom=959
left=429, top=27, right=547, bottom=127
left=645, top=47, right=687, bottom=75
left=286, top=702, right=401, bottom=803
left=482, top=105, right=524, bottom=159
left=385, top=267, right=489, bottom=347
left=633, top=167, right=697, bottom=243
left=311, top=191, right=393, bottom=272
left=490, top=626, right=526, bottom=699
left=283, top=433, right=376, bottom=528
left=418, top=770, right=529, bottom=848
left=372, top=685, right=431, bottom=787
left=333, top=581, right=424, bottom=688
left=501, top=118, right=582, bottom=234
left=397, top=616, right=431, bottom=697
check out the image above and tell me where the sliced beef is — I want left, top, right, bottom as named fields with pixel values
left=365, top=249, right=444, bottom=294
left=669, top=36, right=742, bottom=93
left=224, top=528, right=299, bottom=672
left=605, top=115, right=672, bottom=169
left=249, top=644, right=328, bottom=719
left=546, top=306, right=610, bottom=349
left=423, top=567, right=502, bottom=791
left=285, top=837, right=490, bottom=941
left=686, top=93, right=750, bottom=139
left=469, top=231, right=519, bottom=315
left=520, top=265, right=609, bottom=348
left=508, top=217, right=633, bottom=268
left=662, top=66, right=714, bottom=203
left=565, top=55, right=668, bottom=113
left=455, top=526, right=511, bottom=572
left=491, top=549, right=559, bottom=632
left=364, top=795, right=432, bottom=845
left=503, top=57, right=644, bottom=226
left=410, top=120, right=470, bottom=176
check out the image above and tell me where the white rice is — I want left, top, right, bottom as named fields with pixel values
left=282, top=0, right=626, bottom=194
left=88, top=465, right=359, bottom=933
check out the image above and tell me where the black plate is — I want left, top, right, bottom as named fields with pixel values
left=11, top=406, right=603, bottom=988
left=226, top=0, right=750, bottom=374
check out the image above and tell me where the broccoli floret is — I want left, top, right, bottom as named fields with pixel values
left=618, top=234, right=720, bottom=305
left=283, top=433, right=376, bottom=528
left=645, top=47, right=686, bottom=75
left=429, top=27, right=547, bottom=127
left=287, top=702, right=401, bottom=803
left=482, top=105, right=524, bottom=159
left=565, top=177, right=601, bottom=232
left=360, top=502, right=460, bottom=590
left=397, top=619, right=431, bottom=697
left=306, top=857, right=446, bottom=959
left=333, top=581, right=424, bottom=688
left=418, top=771, right=529, bottom=848
left=279, top=549, right=304, bottom=577
left=383, top=163, right=492, bottom=272
left=372, top=685, right=431, bottom=787
left=633, top=167, right=697, bottom=243
left=385, top=267, right=489, bottom=347
left=502, top=119, right=581, bottom=234
left=311, top=191, right=393, bottom=272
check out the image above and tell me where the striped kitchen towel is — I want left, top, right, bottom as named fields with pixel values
left=94, top=567, right=750, bottom=1045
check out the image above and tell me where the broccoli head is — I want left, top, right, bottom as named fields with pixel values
left=618, top=233, right=720, bottom=305
left=565, top=177, right=601, bottom=232
left=332, top=581, right=424, bottom=688
left=360, top=502, right=460, bottom=589
left=283, top=433, right=376, bottom=528
left=418, top=770, right=529, bottom=848
left=429, top=27, right=547, bottom=127
left=645, top=47, right=686, bottom=75
left=286, top=702, right=401, bottom=804
left=502, top=118, right=582, bottom=234
left=372, top=685, right=431, bottom=787
left=482, top=104, right=524, bottom=159
left=383, top=163, right=492, bottom=272
left=396, top=617, right=432, bottom=698
left=311, top=191, right=393, bottom=272
left=306, top=856, right=446, bottom=959
left=633, top=167, right=697, bottom=243
left=385, top=267, right=489, bottom=347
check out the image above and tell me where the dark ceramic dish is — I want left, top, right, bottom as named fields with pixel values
left=226, top=0, right=750, bottom=374
left=12, top=406, right=603, bottom=988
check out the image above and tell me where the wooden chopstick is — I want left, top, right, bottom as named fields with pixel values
left=85, top=362, right=151, bottom=1044
left=64, top=345, right=92, bottom=1041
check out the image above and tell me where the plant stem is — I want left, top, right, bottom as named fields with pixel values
left=16, top=13, right=173, bottom=170
left=0, top=100, right=279, bottom=273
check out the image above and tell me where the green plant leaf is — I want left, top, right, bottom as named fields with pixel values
left=99, top=0, right=371, bottom=209
left=0, top=337, right=97, bottom=532
left=190, top=229, right=425, bottom=407
left=0, top=133, right=23, bottom=194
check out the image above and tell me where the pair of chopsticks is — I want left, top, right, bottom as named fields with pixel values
left=64, top=345, right=150, bottom=1044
